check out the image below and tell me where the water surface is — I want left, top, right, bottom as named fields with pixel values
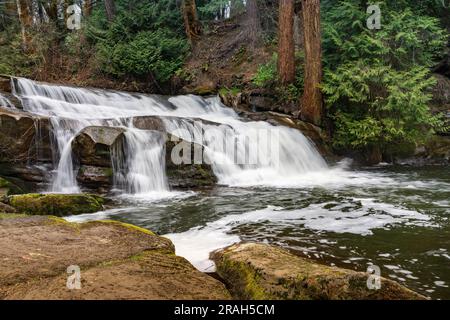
left=68, top=164, right=450, bottom=299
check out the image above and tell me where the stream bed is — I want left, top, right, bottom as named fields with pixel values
left=68, top=164, right=450, bottom=300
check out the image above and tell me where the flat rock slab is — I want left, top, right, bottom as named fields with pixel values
left=211, top=242, right=426, bottom=300
left=0, top=215, right=230, bottom=300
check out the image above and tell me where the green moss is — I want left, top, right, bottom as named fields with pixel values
left=0, top=177, right=24, bottom=196
left=103, top=167, right=114, bottom=177
left=94, top=220, right=155, bottom=236
left=8, top=193, right=105, bottom=217
left=216, top=255, right=273, bottom=300
left=0, top=212, right=28, bottom=219
left=46, top=216, right=81, bottom=230
left=219, top=87, right=241, bottom=97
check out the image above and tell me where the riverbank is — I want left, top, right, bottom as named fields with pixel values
left=0, top=211, right=425, bottom=300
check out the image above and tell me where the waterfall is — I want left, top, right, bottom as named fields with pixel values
left=115, top=129, right=168, bottom=194
left=0, top=94, right=14, bottom=109
left=11, top=77, right=328, bottom=195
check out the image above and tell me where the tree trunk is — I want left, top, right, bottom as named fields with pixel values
left=46, top=0, right=58, bottom=21
left=16, top=0, right=32, bottom=51
left=278, top=0, right=295, bottom=85
left=300, top=0, right=323, bottom=126
left=83, top=0, right=93, bottom=17
left=295, top=11, right=305, bottom=49
left=182, top=0, right=201, bottom=45
left=104, top=0, right=116, bottom=22
left=246, top=0, right=261, bottom=48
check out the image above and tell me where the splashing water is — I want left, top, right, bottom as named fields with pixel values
left=12, top=77, right=328, bottom=196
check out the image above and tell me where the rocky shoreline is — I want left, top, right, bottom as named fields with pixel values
left=0, top=194, right=426, bottom=300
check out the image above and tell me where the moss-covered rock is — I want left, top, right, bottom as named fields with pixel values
left=211, top=243, right=426, bottom=300
left=0, top=215, right=231, bottom=300
left=7, top=193, right=105, bottom=216
left=0, top=176, right=24, bottom=197
left=0, top=201, right=17, bottom=213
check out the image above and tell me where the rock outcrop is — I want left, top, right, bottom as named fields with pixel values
left=211, top=243, right=426, bottom=300
left=72, top=125, right=217, bottom=191
left=7, top=193, right=105, bottom=216
left=0, top=108, right=52, bottom=190
left=0, top=176, right=23, bottom=197
left=0, top=215, right=231, bottom=300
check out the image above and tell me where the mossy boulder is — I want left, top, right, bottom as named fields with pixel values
left=0, top=177, right=24, bottom=197
left=211, top=243, right=426, bottom=300
left=0, top=215, right=231, bottom=300
left=7, top=193, right=105, bottom=216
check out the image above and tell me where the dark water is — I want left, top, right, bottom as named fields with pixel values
left=69, top=165, right=450, bottom=299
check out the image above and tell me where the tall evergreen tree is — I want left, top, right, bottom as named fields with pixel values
left=278, top=0, right=295, bottom=85
left=300, top=0, right=323, bottom=126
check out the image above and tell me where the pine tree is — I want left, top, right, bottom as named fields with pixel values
left=182, top=0, right=201, bottom=45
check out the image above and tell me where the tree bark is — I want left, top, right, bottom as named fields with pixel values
left=182, top=0, right=201, bottom=45
left=300, top=0, right=323, bottom=126
left=46, top=0, right=58, bottom=21
left=278, top=0, right=295, bottom=85
left=104, top=0, right=116, bottom=22
left=246, top=0, right=261, bottom=48
left=83, top=0, right=93, bottom=17
left=15, top=0, right=32, bottom=51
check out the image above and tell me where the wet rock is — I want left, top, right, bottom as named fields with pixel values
left=0, top=108, right=51, bottom=164
left=0, top=75, right=11, bottom=93
left=0, top=109, right=52, bottom=189
left=7, top=193, right=105, bottom=217
left=73, top=126, right=218, bottom=190
left=76, top=165, right=113, bottom=191
left=72, top=126, right=126, bottom=167
left=211, top=243, right=426, bottom=300
left=132, top=116, right=165, bottom=131
left=165, top=135, right=217, bottom=189
left=0, top=216, right=231, bottom=300
left=219, top=88, right=245, bottom=109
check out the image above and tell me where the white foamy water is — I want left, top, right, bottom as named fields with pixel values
left=166, top=200, right=433, bottom=271
left=0, top=93, right=14, bottom=109
left=12, top=77, right=329, bottom=196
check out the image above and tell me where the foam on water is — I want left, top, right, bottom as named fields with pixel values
left=166, top=200, right=433, bottom=271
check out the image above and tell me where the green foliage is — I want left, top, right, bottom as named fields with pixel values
left=322, top=0, right=447, bottom=153
left=252, top=54, right=278, bottom=87
left=253, top=51, right=304, bottom=103
left=95, top=0, right=188, bottom=82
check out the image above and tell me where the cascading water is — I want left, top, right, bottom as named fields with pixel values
left=0, top=93, right=14, bottom=108
left=117, top=129, right=168, bottom=194
left=11, top=77, right=328, bottom=196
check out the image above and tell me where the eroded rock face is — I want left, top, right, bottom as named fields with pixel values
left=0, top=76, right=11, bottom=93
left=72, top=126, right=218, bottom=191
left=72, top=126, right=126, bottom=168
left=0, top=109, right=51, bottom=164
left=211, top=243, right=426, bottom=300
left=7, top=193, right=105, bottom=217
left=165, top=137, right=217, bottom=189
left=0, top=216, right=231, bottom=300
left=0, top=109, right=52, bottom=188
